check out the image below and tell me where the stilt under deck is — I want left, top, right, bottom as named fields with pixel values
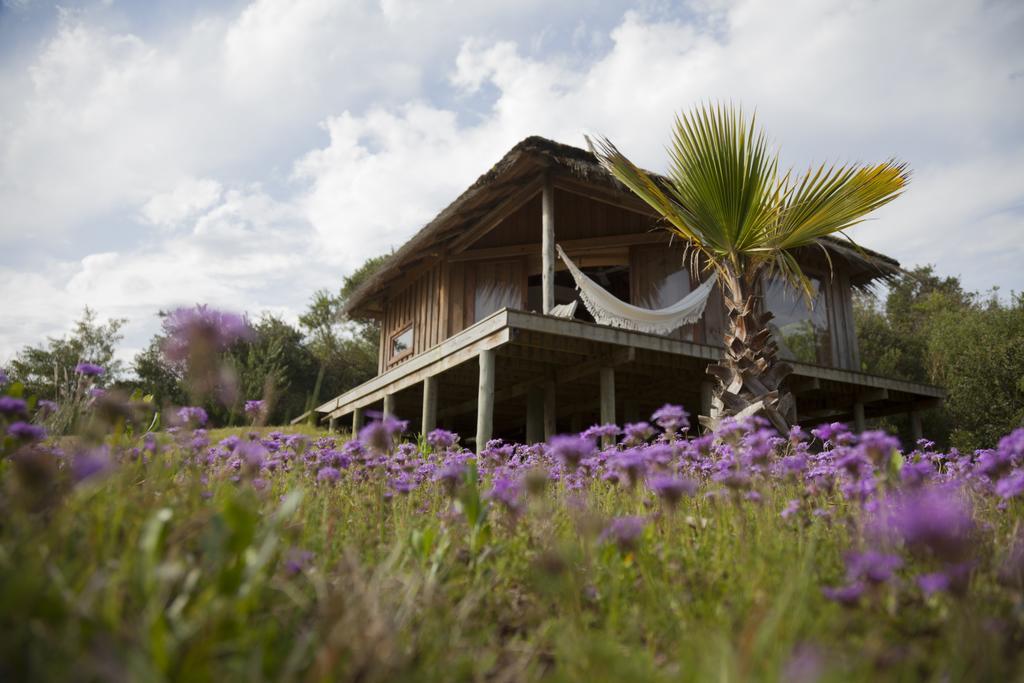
left=315, top=308, right=945, bottom=451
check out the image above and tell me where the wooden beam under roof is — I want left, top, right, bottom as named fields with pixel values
left=448, top=232, right=667, bottom=262
left=448, top=176, right=546, bottom=254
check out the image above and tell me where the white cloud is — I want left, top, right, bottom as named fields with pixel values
left=141, top=177, right=223, bottom=228
left=292, top=0, right=1024, bottom=291
left=1, top=0, right=1022, bottom=364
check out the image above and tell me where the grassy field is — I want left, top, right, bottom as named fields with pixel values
left=3, top=413, right=1024, bottom=682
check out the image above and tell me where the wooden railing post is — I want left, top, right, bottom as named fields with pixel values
left=853, top=401, right=866, bottom=433
left=526, top=386, right=544, bottom=443
left=422, top=375, right=438, bottom=434
left=383, top=393, right=396, bottom=419
left=476, top=349, right=495, bottom=453
left=700, top=381, right=714, bottom=420
left=909, top=409, right=923, bottom=444
left=543, top=380, right=557, bottom=440
left=541, top=174, right=555, bottom=314
left=352, top=407, right=364, bottom=434
left=599, top=366, right=616, bottom=447
left=328, top=416, right=338, bottom=433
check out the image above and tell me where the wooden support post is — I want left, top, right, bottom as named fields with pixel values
left=853, top=401, right=866, bottom=433
left=352, top=407, right=364, bottom=433
left=476, top=349, right=495, bottom=453
left=382, top=393, right=396, bottom=419
left=599, top=366, right=616, bottom=447
left=421, top=375, right=438, bottom=434
left=328, top=416, right=338, bottom=433
left=543, top=381, right=557, bottom=439
left=700, top=381, right=714, bottom=419
left=541, top=174, right=555, bottom=314
left=624, top=399, right=640, bottom=424
left=909, top=409, right=923, bottom=444
left=526, top=386, right=544, bottom=443
left=570, top=412, right=583, bottom=435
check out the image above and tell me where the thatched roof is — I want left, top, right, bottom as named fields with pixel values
left=344, top=135, right=900, bottom=315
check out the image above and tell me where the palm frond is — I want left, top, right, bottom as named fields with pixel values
left=589, top=103, right=909, bottom=308
left=772, top=161, right=909, bottom=250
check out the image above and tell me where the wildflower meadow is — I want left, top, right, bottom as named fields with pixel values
left=3, top=309, right=1024, bottom=682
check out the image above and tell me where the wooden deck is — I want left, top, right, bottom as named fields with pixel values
left=313, top=308, right=944, bottom=447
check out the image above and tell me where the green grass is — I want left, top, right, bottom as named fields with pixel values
left=1, top=428, right=1022, bottom=682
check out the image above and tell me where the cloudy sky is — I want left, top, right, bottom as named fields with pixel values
left=1, top=0, right=1022, bottom=365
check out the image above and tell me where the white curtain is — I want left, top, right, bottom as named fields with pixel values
left=556, top=244, right=717, bottom=335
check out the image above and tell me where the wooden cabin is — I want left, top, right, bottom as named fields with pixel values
left=315, top=136, right=943, bottom=448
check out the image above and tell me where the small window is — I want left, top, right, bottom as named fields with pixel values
left=390, top=324, right=414, bottom=360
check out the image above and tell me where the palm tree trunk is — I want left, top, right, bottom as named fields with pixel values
left=700, top=262, right=796, bottom=434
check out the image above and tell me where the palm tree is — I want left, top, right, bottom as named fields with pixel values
left=588, top=105, right=908, bottom=433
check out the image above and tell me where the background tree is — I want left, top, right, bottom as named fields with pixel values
left=132, top=334, right=188, bottom=407
left=9, top=307, right=126, bottom=400
left=856, top=267, right=1024, bottom=450
left=225, top=315, right=319, bottom=425
left=590, top=105, right=908, bottom=431
left=298, top=254, right=387, bottom=416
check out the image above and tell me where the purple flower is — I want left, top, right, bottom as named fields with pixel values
left=8, top=421, right=46, bottom=441
left=742, top=428, right=777, bottom=464
left=36, top=399, right=59, bottom=417
left=783, top=644, right=824, bottom=683
left=781, top=499, right=801, bottom=519
left=811, top=422, right=852, bottom=445
left=435, top=462, right=465, bottom=493
left=917, top=572, right=949, bottom=596
left=176, top=406, right=208, bottom=427
left=997, top=428, right=1024, bottom=463
left=651, top=404, right=689, bottom=434
left=317, top=467, right=340, bottom=483
left=874, top=486, right=976, bottom=563
left=780, top=454, right=807, bottom=476
left=74, top=362, right=105, bottom=377
left=390, top=475, right=417, bottom=494
left=857, top=430, right=900, bottom=467
left=488, top=477, right=522, bottom=514
left=548, top=435, right=596, bottom=469
left=995, top=471, right=1024, bottom=499
left=359, top=416, right=407, bottom=453
left=788, top=425, right=808, bottom=445
left=284, top=548, right=314, bottom=576
left=426, top=428, right=459, bottom=450
left=976, top=449, right=1014, bottom=479
left=822, top=583, right=865, bottom=607
left=622, top=422, right=655, bottom=445
left=613, top=449, right=649, bottom=484
left=899, top=460, right=934, bottom=488
left=845, top=551, right=902, bottom=584
left=162, top=305, right=251, bottom=362
left=72, top=447, right=111, bottom=482
left=0, top=396, right=27, bottom=416
left=600, top=516, right=647, bottom=552
left=581, top=423, right=621, bottom=440
left=244, top=400, right=266, bottom=418
left=647, top=475, right=698, bottom=507
left=236, top=440, right=267, bottom=471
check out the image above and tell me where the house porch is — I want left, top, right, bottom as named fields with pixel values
left=314, top=308, right=944, bottom=450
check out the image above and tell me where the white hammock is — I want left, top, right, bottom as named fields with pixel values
left=556, top=244, right=718, bottom=335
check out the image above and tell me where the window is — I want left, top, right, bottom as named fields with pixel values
left=763, top=275, right=831, bottom=365
left=474, top=262, right=523, bottom=321
left=390, top=324, right=414, bottom=361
